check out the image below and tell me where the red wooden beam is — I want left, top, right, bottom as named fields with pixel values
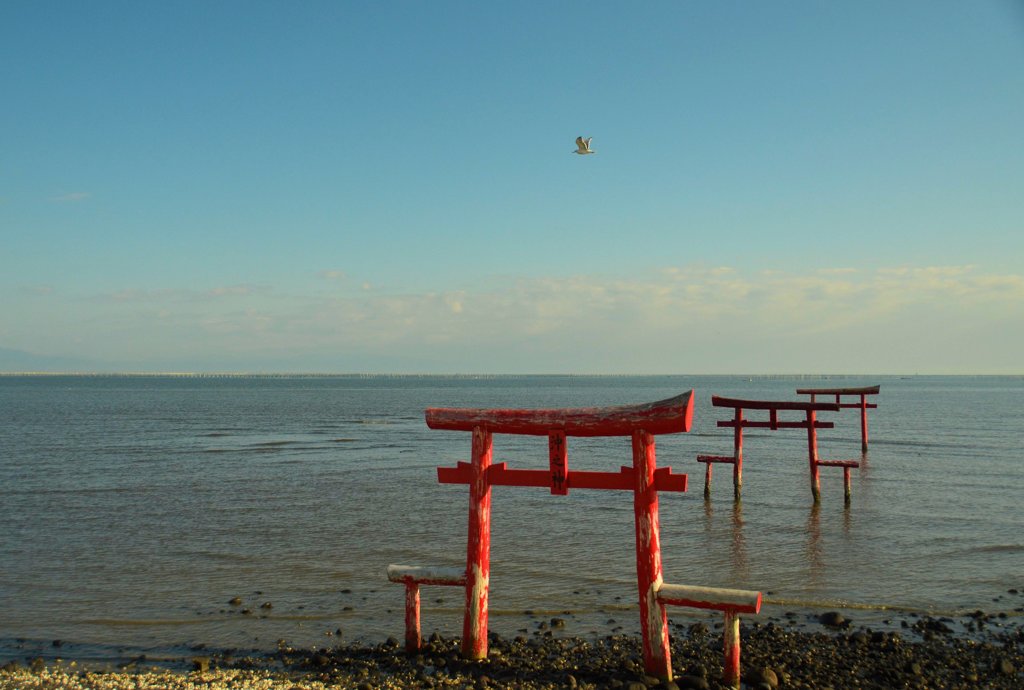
left=710, top=396, right=840, bottom=412
left=795, top=385, right=880, bottom=396
left=438, top=462, right=687, bottom=493
left=656, top=583, right=761, bottom=613
left=425, top=391, right=694, bottom=437
left=716, top=420, right=834, bottom=429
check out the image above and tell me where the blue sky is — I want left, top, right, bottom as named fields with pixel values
left=2, top=1, right=1023, bottom=373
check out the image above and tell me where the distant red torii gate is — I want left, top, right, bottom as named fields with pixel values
left=796, top=384, right=880, bottom=452
left=426, top=392, right=694, bottom=680
left=698, top=396, right=859, bottom=504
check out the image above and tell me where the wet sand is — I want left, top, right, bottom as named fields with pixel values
left=2, top=612, right=1021, bottom=690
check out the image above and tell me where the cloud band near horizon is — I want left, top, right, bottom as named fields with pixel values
left=4, top=264, right=1022, bottom=374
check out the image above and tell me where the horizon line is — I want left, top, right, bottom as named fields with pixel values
left=1, top=371, right=1019, bottom=378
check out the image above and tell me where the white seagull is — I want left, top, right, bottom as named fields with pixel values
left=573, top=136, right=595, bottom=155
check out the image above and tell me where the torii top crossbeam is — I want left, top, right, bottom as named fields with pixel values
left=425, top=392, right=694, bottom=436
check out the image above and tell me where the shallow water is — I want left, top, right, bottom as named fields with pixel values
left=1, top=374, right=1022, bottom=663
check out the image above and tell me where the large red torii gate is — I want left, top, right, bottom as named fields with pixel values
left=425, top=392, right=694, bottom=679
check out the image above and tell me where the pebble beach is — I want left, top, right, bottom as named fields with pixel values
left=2, top=610, right=1021, bottom=690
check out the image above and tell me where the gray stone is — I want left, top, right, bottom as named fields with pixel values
left=747, top=666, right=779, bottom=688
left=674, top=675, right=709, bottom=690
left=819, top=611, right=848, bottom=628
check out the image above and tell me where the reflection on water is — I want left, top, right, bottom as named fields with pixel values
left=698, top=497, right=748, bottom=582
left=730, top=501, right=748, bottom=581
left=806, top=504, right=824, bottom=588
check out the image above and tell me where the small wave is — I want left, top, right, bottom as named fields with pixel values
left=3, top=486, right=135, bottom=496
left=764, top=597, right=904, bottom=612
left=265, top=613, right=340, bottom=622
left=929, top=543, right=1024, bottom=559
left=81, top=618, right=212, bottom=627
left=761, top=597, right=1003, bottom=619
left=330, top=438, right=358, bottom=443
left=204, top=443, right=330, bottom=454
left=969, top=544, right=1024, bottom=554
left=870, top=438, right=1001, bottom=451
left=173, top=549, right=253, bottom=563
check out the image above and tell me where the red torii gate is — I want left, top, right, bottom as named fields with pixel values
left=426, top=393, right=694, bottom=680
left=796, top=384, right=880, bottom=452
left=698, top=396, right=859, bottom=504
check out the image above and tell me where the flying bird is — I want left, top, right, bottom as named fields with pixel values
left=573, top=136, right=595, bottom=155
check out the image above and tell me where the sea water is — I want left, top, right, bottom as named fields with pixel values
left=1, top=374, right=1021, bottom=664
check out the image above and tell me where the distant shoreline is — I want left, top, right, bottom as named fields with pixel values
left=1, top=372, right=1018, bottom=379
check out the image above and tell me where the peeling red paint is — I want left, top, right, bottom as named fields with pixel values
left=425, top=392, right=694, bottom=437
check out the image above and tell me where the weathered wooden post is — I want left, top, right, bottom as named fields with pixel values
left=464, top=426, right=493, bottom=659
left=807, top=408, right=821, bottom=504
left=404, top=579, right=420, bottom=651
left=732, top=407, right=743, bottom=499
left=632, top=430, right=671, bottom=678
left=722, top=609, right=741, bottom=687
left=859, top=393, right=869, bottom=452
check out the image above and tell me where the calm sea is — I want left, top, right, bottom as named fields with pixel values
left=1, top=374, right=1021, bottom=664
